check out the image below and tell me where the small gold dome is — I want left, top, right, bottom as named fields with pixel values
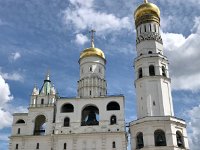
left=134, top=2, right=160, bottom=27
left=80, top=47, right=105, bottom=60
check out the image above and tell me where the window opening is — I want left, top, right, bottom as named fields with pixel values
left=36, top=143, right=39, bottom=149
left=138, top=68, right=143, bottom=78
left=61, top=104, right=74, bottom=113
left=110, top=115, right=117, bottom=125
left=81, top=106, right=99, bottom=126
left=41, top=99, right=44, bottom=105
left=18, top=128, right=20, bottom=134
left=154, top=130, right=167, bottom=146
left=16, top=144, right=18, bottom=149
left=107, top=102, right=120, bottom=111
left=64, top=143, right=67, bottom=150
left=176, top=131, right=184, bottom=148
left=162, top=66, right=166, bottom=77
left=112, top=141, right=116, bottom=148
left=136, top=132, right=144, bottom=149
left=149, top=65, right=155, bottom=76
left=64, top=117, right=70, bottom=127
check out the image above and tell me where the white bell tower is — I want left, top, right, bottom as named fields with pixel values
left=130, top=0, right=189, bottom=150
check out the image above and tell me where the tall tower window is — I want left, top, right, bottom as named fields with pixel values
left=149, top=24, right=152, bottom=31
left=89, top=90, right=92, bottom=96
left=138, top=68, right=143, bottom=78
left=41, top=99, right=44, bottom=105
left=110, top=115, right=117, bottom=125
left=64, top=143, right=67, bottom=149
left=64, top=117, right=70, bottom=127
left=154, top=130, right=167, bottom=146
left=36, top=143, right=39, bottom=149
left=17, top=128, right=20, bottom=134
left=176, top=131, right=184, bottom=148
left=162, top=66, right=166, bottom=77
left=112, top=141, right=116, bottom=148
left=154, top=24, right=157, bottom=32
left=89, top=66, right=93, bottom=72
left=136, top=132, right=144, bottom=149
left=144, top=25, right=146, bottom=32
left=16, top=144, right=18, bottom=149
left=149, top=65, right=155, bottom=76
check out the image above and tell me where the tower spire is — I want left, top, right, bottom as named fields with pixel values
left=144, top=0, right=148, bottom=3
left=90, top=29, right=96, bottom=48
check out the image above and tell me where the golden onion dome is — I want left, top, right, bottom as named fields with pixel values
left=134, top=0, right=160, bottom=28
left=80, top=46, right=105, bottom=60
left=80, top=30, right=105, bottom=60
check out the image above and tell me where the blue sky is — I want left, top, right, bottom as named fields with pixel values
left=0, top=0, right=200, bottom=149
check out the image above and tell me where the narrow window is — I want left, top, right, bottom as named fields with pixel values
left=64, top=117, right=70, bottom=127
left=112, top=141, right=116, bottom=148
left=162, top=66, right=166, bottom=77
left=149, top=24, right=152, bottom=31
left=110, top=115, right=117, bottom=125
left=154, top=130, right=167, bottom=146
left=41, top=99, right=44, bottom=105
left=17, top=128, right=20, bottom=134
left=89, top=66, right=92, bottom=72
left=176, top=131, right=184, bottom=148
left=144, top=25, right=146, bottom=32
left=138, top=68, right=143, bottom=78
left=36, top=143, right=39, bottom=149
left=154, top=24, right=157, bottom=32
left=16, top=144, right=18, bottom=149
left=153, top=101, right=156, bottom=106
left=64, top=143, right=67, bottom=150
left=149, top=65, right=155, bottom=76
left=99, top=67, right=102, bottom=73
left=136, top=132, right=144, bottom=149
left=89, top=90, right=92, bottom=96
left=140, top=27, right=142, bottom=34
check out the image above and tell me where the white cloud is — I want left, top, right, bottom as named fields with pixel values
left=161, top=17, right=200, bottom=91
left=187, top=105, right=200, bottom=150
left=75, top=33, right=89, bottom=45
left=63, top=0, right=131, bottom=34
left=0, top=75, right=13, bottom=106
left=9, top=52, right=21, bottom=62
left=0, top=68, right=24, bottom=82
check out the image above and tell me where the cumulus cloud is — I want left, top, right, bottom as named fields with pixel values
left=63, top=0, right=131, bottom=34
left=0, top=75, right=13, bottom=129
left=187, top=105, right=200, bottom=150
left=75, top=33, right=89, bottom=45
left=0, top=68, right=24, bottom=82
left=9, top=52, right=21, bottom=62
left=162, top=17, right=200, bottom=91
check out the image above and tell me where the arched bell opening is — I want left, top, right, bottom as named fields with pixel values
left=136, top=132, right=144, bottom=149
left=176, top=131, right=184, bottom=148
left=154, top=129, right=167, bottom=146
left=34, top=115, right=46, bottom=135
left=81, top=105, right=99, bottom=126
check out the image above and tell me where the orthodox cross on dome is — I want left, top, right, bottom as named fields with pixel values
left=144, top=0, right=148, bottom=3
left=89, top=29, right=96, bottom=48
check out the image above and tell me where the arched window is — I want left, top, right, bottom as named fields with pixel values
left=17, top=128, right=20, bottom=134
left=136, top=132, right=144, bottom=149
left=64, top=117, right=70, bottom=127
left=61, top=103, right=74, bottom=113
left=149, top=24, right=152, bottom=31
left=149, top=65, right=155, bottom=76
left=34, top=115, right=46, bottom=135
left=64, top=143, right=67, bottom=150
left=112, top=141, right=116, bottom=148
left=36, top=143, right=39, bottom=149
left=107, top=102, right=120, bottom=111
left=154, top=130, right=167, bottom=146
left=89, top=66, right=93, bottom=72
left=176, top=131, right=184, bottom=148
left=110, top=115, right=117, bottom=125
left=162, top=66, right=166, bottom=77
left=16, top=119, right=25, bottom=124
left=148, top=51, right=152, bottom=54
left=81, top=105, right=99, bottom=126
left=138, top=68, right=143, bottom=78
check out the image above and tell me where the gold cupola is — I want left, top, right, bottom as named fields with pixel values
left=134, top=0, right=160, bottom=28
left=80, top=30, right=105, bottom=60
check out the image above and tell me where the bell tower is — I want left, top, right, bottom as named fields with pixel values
left=130, top=0, right=189, bottom=149
left=77, top=30, right=107, bottom=98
